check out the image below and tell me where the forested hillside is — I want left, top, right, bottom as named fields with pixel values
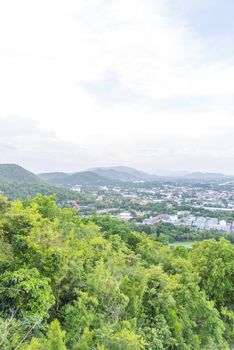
left=0, top=194, right=234, bottom=349
left=39, top=171, right=112, bottom=186
left=0, top=164, right=41, bottom=183
left=38, top=166, right=156, bottom=185
left=0, top=164, right=86, bottom=203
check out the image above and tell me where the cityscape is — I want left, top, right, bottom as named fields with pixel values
left=69, top=178, right=234, bottom=234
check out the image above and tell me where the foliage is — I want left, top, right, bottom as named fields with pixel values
left=0, top=195, right=233, bottom=349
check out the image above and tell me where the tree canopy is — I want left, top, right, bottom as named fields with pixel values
left=0, top=194, right=233, bottom=349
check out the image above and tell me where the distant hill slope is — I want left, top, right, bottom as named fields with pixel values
left=0, top=164, right=42, bottom=183
left=38, top=172, right=69, bottom=184
left=39, top=166, right=157, bottom=185
left=90, top=166, right=156, bottom=182
left=38, top=171, right=112, bottom=186
left=0, top=164, right=83, bottom=201
left=90, top=168, right=136, bottom=182
left=185, top=172, right=229, bottom=180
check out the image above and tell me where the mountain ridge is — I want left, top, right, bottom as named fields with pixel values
left=0, top=164, right=83, bottom=201
left=39, top=166, right=157, bottom=185
left=88, top=166, right=156, bottom=181
left=39, top=171, right=112, bottom=186
left=0, top=163, right=44, bottom=184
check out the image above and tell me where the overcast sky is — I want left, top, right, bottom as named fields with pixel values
left=0, top=0, right=234, bottom=174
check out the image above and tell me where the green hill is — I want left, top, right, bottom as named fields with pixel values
left=186, top=172, right=227, bottom=179
left=39, top=166, right=156, bottom=185
left=39, top=171, right=113, bottom=186
left=0, top=164, right=83, bottom=201
left=90, top=166, right=156, bottom=181
left=0, top=164, right=42, bottom=183
left=38, top=172, right=69, bottom=185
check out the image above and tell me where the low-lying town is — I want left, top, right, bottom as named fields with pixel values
left=71, top=179, right=234, bottom=234
left=143, top=213, right=234, bottom=233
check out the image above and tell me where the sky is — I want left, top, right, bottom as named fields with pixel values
left=0, top=0, right=234, bottom=174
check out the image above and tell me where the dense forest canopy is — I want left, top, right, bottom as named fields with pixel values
left=0, top=194, right=234, bottom=349
left=0, top=164, right=42, bottom=183
left=0, top=164, right=92, bottom=203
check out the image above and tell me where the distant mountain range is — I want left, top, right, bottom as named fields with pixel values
left=39, top=166, right=234, bottom=186
left=0, top=164, right=233, bottom=200
left=0, top=164, right=43, bottom=184
left=185, top=172, right=229, bottom=180
left=0, top=164, right=82, bottom=200
left=88, top=166, right=157, bottom=182
left=39, top=166, right=157, bottom=186
left=39, top=171, right=112, bottom=186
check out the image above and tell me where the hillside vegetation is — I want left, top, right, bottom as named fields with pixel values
left=39, top=171, right=112, bottom=186
left=0, top=195, right=234, bottom=349
left=38, top=166, right=157, bottom=185
left=90, top=166, right=156, bottom=182
left=0, top=164, right=42, bottom=183
left=39, top=167, right=234, bottom=186
left=0, top=164, right=85, bottom=202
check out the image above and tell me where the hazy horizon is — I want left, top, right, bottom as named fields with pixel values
left=0, top=1, right=234, bottom=174
left=1, top=162, right=234, bottom=177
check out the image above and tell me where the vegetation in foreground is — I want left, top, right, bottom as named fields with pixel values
left=0, top=194, right=234, bottom=349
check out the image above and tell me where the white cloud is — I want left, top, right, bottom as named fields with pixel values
left=0, top=116, right=94, bottom=172
left=0, top=0, right=233, bottom=173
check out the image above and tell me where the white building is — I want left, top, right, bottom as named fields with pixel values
left=219, top=220, right=227, bottom=231
left=118, top=212, right=132, bottom=221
